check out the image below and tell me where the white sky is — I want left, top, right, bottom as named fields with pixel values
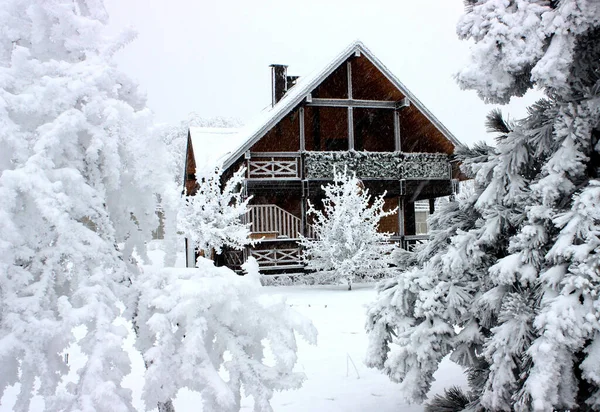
left=105, top=0, right=542, bottom=146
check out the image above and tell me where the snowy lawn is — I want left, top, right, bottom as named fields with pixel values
left=171, top=282, right=466, bottom=412
left=0, top=246, right=466, bottom=412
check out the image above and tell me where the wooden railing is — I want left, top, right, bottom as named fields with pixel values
left=247, top=152, right=300, bottom=179
left=250, top=248, right=303, bottom=270
left=247, top=204, right=315, bottom=239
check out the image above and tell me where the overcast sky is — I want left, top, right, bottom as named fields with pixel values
left=104, top=0, right=541, bottom=146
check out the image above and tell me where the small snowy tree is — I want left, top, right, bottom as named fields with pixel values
left=178, top=166, right=251, bottom=260
left=300, top=168, right=396, bottom=290
left=135, top=256, right=317, bottom=412
left=0, top=1, right=165, bottom=410
left=154, top=115, right=241, bottom=268
left=368, top=1, right=600, bottom=410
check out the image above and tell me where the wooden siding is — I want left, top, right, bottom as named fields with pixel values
left=251, top=108, right=301, bottom=152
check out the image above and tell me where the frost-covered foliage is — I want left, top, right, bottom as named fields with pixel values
left=457, top=0, right=600, bottom=103
left=365, top=142, right=497, bottom=405
left=156, top=114, right=241, bottom=267
left=0, top=1, right=165, bottom=410
left=368, top=2, right=600, bottom=410
left=178, top=166, right=251, bottom=258
left=300, top=169, right=396, bottom=290
left=135, top=257, right=317, bottom=412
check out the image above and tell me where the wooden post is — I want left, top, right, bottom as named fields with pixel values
left=301, top=180, right=308, bottom=237
left=299, top=107, right=305, bottom=152
left=347, top=61, right=354, bottom=151
left=429, top=198, right=435, bottom=214
left=398, top=196, right=405, bottom=237
left=403, top=199, right=416, bottom=236
left=347, top=61, right=353, bottom=99
left=348, top=107, right=354, bottom=150
left=394, top=110, right=401, bottom=152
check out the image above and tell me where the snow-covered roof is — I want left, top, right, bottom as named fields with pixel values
left=188, top=127, right=244, bottom=173
left=190, top=40, right=463, bottom=172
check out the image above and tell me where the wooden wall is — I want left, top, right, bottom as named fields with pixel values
left=251, top=108, right=301, bottom=152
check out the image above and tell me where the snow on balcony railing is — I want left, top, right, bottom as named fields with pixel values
left=304, top=151, right=450, bottom=180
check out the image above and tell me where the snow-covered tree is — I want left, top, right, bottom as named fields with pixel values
left=0, top=1, right=165, bottom=410
left=367, top=1, right=600, bottom=410
left=155, top=114, right=242, bottom=267
left=300, top=168, right=397, bottom=290
left=365, top=140, right=500, bottom=406
left=135, top=256, right=317, bottom=412
left=178, top=166, right=251, bottom=260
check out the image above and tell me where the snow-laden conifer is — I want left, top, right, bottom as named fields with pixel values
left=0, top=1, right=165, bottom=410
left=368, top=1, right=600, bottom=410
left=300, top=168, right=396, bottom=290
left=135, top=257, right=317, bottom=412
left=365, top=141, right=500, bottom=406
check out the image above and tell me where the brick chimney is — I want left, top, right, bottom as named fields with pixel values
left=270, top=64, right=288, bottom=106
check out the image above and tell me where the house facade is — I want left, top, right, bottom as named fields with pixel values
left=184, top=41, right=463, bottom=273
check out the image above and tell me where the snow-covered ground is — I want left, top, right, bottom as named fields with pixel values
left=168, top=283, right=467, bottom=411
left=1, top=246, right=466, bottom=411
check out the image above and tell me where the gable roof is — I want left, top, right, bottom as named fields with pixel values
left=202, top=40, right=463, bottom=171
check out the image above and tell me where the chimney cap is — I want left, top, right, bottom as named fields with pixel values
left=269, top=63, right=288, bottom=68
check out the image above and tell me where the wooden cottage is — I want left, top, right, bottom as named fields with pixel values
left=184, top=41, right=462, bottom=272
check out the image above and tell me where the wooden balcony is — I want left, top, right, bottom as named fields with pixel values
left=246, top=152, right=300, bottom=179
left=245, top=151, right=451, bottom=181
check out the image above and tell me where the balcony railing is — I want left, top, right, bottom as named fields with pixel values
left=304, top=151, right=451, bottom=180
left=250, top=248, right=303, bottom=270
left=246, top=204, right=315, bottom=240
left=246, top=152, right=300, bottom=179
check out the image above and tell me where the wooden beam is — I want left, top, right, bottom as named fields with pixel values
left=306, top=98, right=398, bottom=109
left=347, top=61, right=353, bottom=100
left=398, top=197, right=405, bottom=237
left=250, top=151, right=301, bottom=157
left=404, top=199, right=416, bottom=237
left=299, top=107, right=305, bottom=152
left=348, top=107, right=354, bottom=150
left=394, top=110, right=401, bottom=152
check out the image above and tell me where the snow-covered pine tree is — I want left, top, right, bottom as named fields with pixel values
left=299, top=168, right=396, bottom=290
left=365, top=136, right=505, bottom=406
left=457, top=2, right=600, bottom=410
left=178, top=166, right=251, bottom=261
left=135, top=256, right=317, bottom=412
left=0, top=1, right=165, bottom=411
left=367, top=1, right=600, bottom=410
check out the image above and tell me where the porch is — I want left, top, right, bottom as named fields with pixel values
left=222, top=200, right=433, bottom=273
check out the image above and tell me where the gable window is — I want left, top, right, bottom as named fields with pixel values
left=304, top=106, right=348, bottom=152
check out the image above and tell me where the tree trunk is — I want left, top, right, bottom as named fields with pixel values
left=348, top=277, right=352, bottom=291
left=158, top=400, right=175, bottom=412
